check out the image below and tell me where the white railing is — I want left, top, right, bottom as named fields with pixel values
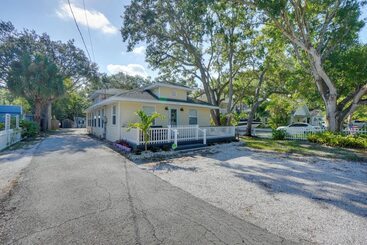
left=141, top=127, right=169, bottom=144
left=169, top=125, right=198, bottom=142
left=0, top=114, right=21, bottom=151
left=121, top=125, right=236, bottom=146
left=201, top=126, right=236, bottom=139
left=251, top=127, right=367, bottom=141
left=343, top=128, right=367, bottom=135
left=284, top=128, right=324, bottom=140
left=0, top=129, right=22, bottom=151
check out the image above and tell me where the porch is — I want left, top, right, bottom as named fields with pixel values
left=120, top=125, right=236, bottom=148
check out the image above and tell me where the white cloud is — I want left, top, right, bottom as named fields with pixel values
left=107, top=64, right=147, bottom=78
left=56, top=3, right=118, bottom=34
left=132, top=46, right=146, bottom=55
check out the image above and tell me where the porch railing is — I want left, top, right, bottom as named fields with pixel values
left=121, top=125, right=235, bottom=146
left=201, top=126, right=236, bottom=139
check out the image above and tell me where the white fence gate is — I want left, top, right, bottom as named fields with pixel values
left=0, top=114, right=22, bottom=151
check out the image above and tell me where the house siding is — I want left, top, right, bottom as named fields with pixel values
left=105, top=103, right=120, bottom=142
left=118, top=101, right=211, bottom=128
left=158, top=87, right=187, bottom=100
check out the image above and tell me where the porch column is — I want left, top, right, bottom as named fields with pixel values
left=203, top=129, right=207, bottom=145
left=174, top=129, right=178, bottom=146
left=168, top=125, right=171, bottom=142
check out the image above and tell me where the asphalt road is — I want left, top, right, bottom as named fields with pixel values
left=1, top=129, right=294, bottom=244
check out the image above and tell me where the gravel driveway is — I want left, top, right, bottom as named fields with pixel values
left=139, top=143, right=367, bottom=245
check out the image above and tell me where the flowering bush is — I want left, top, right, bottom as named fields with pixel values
left=114, top=140, right=132, bottom=153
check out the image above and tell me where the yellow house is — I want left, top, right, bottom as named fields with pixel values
left=86, top=82, right=235, bottom=148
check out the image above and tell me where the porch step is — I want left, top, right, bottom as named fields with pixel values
left=175, top=143, right=207, bottom=151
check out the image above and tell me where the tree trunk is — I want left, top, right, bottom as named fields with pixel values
left=34, top=99, right=42, bottom=126
left=226, top=37, right=234, bottom=126
left=246, top=69, right=266, bottom=136
left=210, top=109, right=221, bottom=126
left=308, top=50, right=342, bottom=132
left=46, top=101, right=52, bottom=130
left=246, top=109, right=254, bottom=136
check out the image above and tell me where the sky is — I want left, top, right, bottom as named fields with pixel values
left=0, top=0, right=154, bottom=78
left=1, top=0, right=366, bottom=79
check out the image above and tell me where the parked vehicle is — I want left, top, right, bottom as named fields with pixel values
left=351, top=120, right=366, bottom=128
left=277, top=123, right=321, bottom=134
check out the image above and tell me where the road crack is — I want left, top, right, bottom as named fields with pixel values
left=124, top=161, right=141, bottom=245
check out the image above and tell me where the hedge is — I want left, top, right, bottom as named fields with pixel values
left=307, top=131, right=367, bottom=149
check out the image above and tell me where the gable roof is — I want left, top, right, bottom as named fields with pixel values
left=86, top=88, right=218, bottom=112
left=89, top=88, right=126, bottom=99
left=293, top=105, right=310, bottom=117
left=144, top=82, right=194, bottom=91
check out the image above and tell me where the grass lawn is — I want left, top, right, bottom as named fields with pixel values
left=241, top=136, right=367, bottom=162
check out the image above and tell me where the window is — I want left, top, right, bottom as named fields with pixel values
left=143, top=106, right=156, bottom=125
left=93, top=113, right=96, bottom=127
left=189, top=109, right=197, bottom=125
left=112, top=105, right=116, bottom=125
left=98, top=110, right=101, bottom=127
left=289, top=123, right=307, bottom=127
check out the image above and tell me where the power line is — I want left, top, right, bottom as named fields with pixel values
left=67, top=0, right=92, bottom=62
left=82, top=0, right=96, bottom=62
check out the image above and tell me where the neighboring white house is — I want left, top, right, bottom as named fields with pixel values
left=86, top=82, right=236, bottom=148
left=291, top=105, right=324, bottom=126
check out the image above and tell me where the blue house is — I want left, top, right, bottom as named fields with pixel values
left=0, top=105, right=22, bottom=123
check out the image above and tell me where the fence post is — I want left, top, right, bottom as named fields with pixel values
left=5, top=114, right=10, bottom=145
left=174, top=129, right=178, bottom=146
left=136, top=129, right=140, bottom=145
left=195, top=125, right=199, bottom=140
left=203, top=129, right=207, bottom=145
left=5, top=114, right=10, bottom=131
left=15, top=115, right=19, bottom=128
left=168, top=125, right=171, bottom=142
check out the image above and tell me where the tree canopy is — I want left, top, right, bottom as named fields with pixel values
left=250, top=0, right=367, bottom=131
left=0, top=20, right=98, bottom=128
left=121, top=0, right=257, bottom=125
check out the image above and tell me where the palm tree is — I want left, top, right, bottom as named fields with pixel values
left=129, top=110, right=162, bottom=151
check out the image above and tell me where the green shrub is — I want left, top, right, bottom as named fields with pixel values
left=272, top=129, right=287, bottom=140
left=307, top=131, right=367, bottom=149
left=0, top=122, right=4, bottom=131
left=20, top=120, right=40, bottom=138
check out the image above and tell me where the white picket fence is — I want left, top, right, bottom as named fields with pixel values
left=121, top=125, right=235, bottom=146
left=0, top=114, right=22, bottom=151
left=248, top=127, right=367, bottom=141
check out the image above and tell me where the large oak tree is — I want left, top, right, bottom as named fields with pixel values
left=250, top=0, right=366, bottom=131
left=121, top=0, right=256, bottom=125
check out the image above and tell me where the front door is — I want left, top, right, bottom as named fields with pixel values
left=170, top=109, right=177, bottom=126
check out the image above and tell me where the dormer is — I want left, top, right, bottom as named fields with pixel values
left=144, top=82, right=194, bottom=101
